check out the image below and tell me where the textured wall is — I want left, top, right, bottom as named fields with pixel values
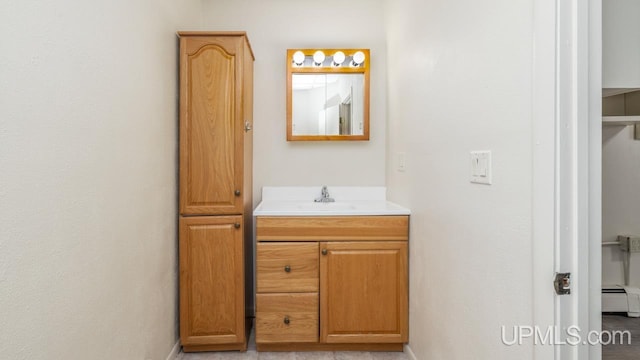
left=384, top=0, right=534, bottom=358
left=0, top=1, right=202, bottom=359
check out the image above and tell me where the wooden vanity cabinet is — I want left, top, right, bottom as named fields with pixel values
left=178, top=32, right=254, bottom=352
left=179, top=216, right=245, bottom=350
left=255, top=216, right=409, bottom=352
left=320, top=241, right=408, bottom=344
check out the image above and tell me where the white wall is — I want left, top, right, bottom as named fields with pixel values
left=603, top=0, right=640, bottom=88
left=0, top=1, right=202, bottom=359
left=202, top=0, right=387, bottom=205
left=602, top=125, right=640, bottom=286
left=384, top=0, right=534, bottom=359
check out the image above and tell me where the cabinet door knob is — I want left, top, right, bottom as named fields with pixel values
left=322, top=249, right=328, bottom=255
left=245, top=121, right=252, bottom=132
left=234, top=223, right=241, bottom=229
left=283, top=316, right=290, bottom=325
left=234, top=190, right=241, bottom=196
left=284, top=265, right=291, bottom=273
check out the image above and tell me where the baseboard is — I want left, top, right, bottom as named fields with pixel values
left=404, top=344, right=417, bottom=360
left=165, top=340, right=181, bottom=360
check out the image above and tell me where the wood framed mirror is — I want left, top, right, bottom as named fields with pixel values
left=286, top=49, right=370, bottom=141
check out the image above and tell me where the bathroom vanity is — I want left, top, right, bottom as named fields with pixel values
left=253, top=187, right=410, bottom=352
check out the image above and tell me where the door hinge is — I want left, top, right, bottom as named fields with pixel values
left=554, top=272, right=571, bottom=295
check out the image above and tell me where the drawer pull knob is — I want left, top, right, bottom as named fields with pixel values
left=284, top=265, right=291, bottom=273
left=322, top=249, right=328, bottom=255
left=284, top=316, right=290, bottom=325
left=235, top=190, right=241, bottom=196
left=234, top=223, right=241, bottom=229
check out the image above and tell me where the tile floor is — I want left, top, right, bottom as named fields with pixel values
left=178, top=352, right=410, bottom=360
left=603, top=314, right=640, bottom=360
left=177, top=315, right=640, bottom=359
left=177, top=326, right=410, bottom=360
left=176, top=314, right=640, bottom=359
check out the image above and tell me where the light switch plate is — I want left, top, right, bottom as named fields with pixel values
left=397, top=152, right=406, bottom=172
left=470, top=151, right=492, bottom=185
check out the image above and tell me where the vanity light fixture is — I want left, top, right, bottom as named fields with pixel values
left=332, top=51, right=345, bottom=67
left=292, top=51, right=305, bottom=66
left=351, top=51, right=366, bottom=67
left=290, top=49, right=367, bottom=68
left=313, top=50, right=325, bottom=66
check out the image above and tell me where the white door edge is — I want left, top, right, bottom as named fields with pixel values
left=532, top=0, right=601, bottom=359
left=587, top=0, right=602, bottom=359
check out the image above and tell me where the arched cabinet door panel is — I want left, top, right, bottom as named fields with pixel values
left=179, top=34, right=250, bottom=216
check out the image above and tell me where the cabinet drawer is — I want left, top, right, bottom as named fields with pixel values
left=256, top=293, right=318, bottom=343
left=256, top=216, right=409, bottom=241
left=257, top=243, right=318, bottom=293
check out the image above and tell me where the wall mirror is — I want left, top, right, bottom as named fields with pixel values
left=287, top=49, right=370, bottom=141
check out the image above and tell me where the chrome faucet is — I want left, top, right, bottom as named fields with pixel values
left=314, top=185, right=335, bottom=203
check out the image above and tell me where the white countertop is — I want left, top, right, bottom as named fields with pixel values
left=253, top=186, right=411, bottom=216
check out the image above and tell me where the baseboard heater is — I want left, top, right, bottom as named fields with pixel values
left=602, top=235, right=640, bottom=317
left=602, top=285, right=640, bottom=317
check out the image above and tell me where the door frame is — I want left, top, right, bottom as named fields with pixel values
left=532, top=0, right=602, bottom=359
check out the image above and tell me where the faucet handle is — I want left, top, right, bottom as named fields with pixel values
left=315, top=186, right=329, bottom=202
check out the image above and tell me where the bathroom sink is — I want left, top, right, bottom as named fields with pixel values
left=253, top=187, right=411, bottom=216
left=296, top=202, right=357, bottom=211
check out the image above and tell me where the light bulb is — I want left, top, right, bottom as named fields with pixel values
left=351, top=51, right=365, bottom=66
left=313, top=51, right=325, bottom=66
left=293, top=51, right=305, bottom=66
left=332, top=51, right=345, bottom=66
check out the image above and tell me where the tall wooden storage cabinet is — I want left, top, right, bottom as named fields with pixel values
left=178, top=32, right=254, bottom=352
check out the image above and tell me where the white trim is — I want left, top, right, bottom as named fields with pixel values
left=551, top=0, right=602, bottom=359
left=165, top=340, right=181, bottom=360
left=533, top=0, right=602, bottom=359
left=404, top=344, right=417, bottom=360
left=588, top=0, right=602, bottom=359
left=602, top=116, right=640, bottom=126
left=554, top=0, right=592, bottom=358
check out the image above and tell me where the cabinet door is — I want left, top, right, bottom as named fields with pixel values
left=179, top=36, right=244, bottom=215
left=320, top=241, right=408, bottom=344
left=179, top=216, right=244, bottom=346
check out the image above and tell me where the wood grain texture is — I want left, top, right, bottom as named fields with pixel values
left=179, top=216, right=245, bottom=346
left=256, top=216, right=409, bottom=241
left=177, top=31, right=255, bottom=60
left=286, top=49, right=370, bottom=141
left=182, top=343, right=247, bottom=352
left=257, top=243, right=319, bottom=293
left=178, top=32, right=254, bottom=352
left=320, top=241, right=408, bottom=344
left=256, top=293, right=319, bottom=343
left=256, top=343, right=404, bottom=352
left=242, top=37, right=255, bottom=315
left=179, top=35, right=245, bottom=215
